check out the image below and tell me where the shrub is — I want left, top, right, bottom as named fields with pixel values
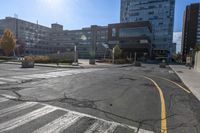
left=0, top=56, right=13, bottom=61
left=113, top=45, right=122, bottom=59
left=24, top=56, right=50, bottom=63
left=114, top=59, right=128, bottom=64
left=24, top=55, right=73, bottom=64
left=102, top=59, right=130, bottom=64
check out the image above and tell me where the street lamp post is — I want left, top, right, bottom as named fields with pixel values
left=112, top=47, right=115, bottom=64
left=72, top=43, right=79, bottom=66
left=134, top=52, right=137, bottom=63
left=57, top=50, right=60, bottom=67
left=74, top=45, right=77, bottom=62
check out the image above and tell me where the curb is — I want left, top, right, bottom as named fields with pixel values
left=169, top=65, right=191, bottom=89
left=169, top=65, right=200, bottom=101
left=1, top=62, right=114, bottom=69
left=2, top=62, right=84, bottom=69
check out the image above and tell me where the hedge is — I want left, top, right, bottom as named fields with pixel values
left=0, top=56, right=13, bottom=61
left=24, top=55, right=73, bottom=64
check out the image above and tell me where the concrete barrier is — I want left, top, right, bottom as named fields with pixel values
left=194, top=51, right=200, bottom=72
left=21, top=61, right=35, bottom=68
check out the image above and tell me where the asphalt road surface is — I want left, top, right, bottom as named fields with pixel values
left=0, top=63, right=199, bottom=133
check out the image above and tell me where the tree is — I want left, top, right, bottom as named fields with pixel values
left=194, top=45, right=200, bottom=52
left=0, top=29, right=16, bottom=56
left=172, top=52, right=182, bottom=63
left=113, top=44, right=122, bottom=59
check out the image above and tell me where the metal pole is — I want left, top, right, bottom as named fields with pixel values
left=74, top=45, right=77, bottom=63
left=13, top=50, right=16, bottom=57
left=113, top=48, right=115, bottom=64
left=130, top=52, right=132, bottom=61
left=104, top=48, right=107, bottom=60
left=134, top=52, right=137, bottom=62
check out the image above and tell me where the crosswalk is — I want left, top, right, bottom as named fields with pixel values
left=0, top=95, right=154, bottom=133
left=0, top=69, right=104, bottom=85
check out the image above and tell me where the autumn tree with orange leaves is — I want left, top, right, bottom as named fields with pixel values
left=0, top=29, right=16, bottom=56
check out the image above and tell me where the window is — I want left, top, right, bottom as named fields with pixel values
left=149, top=6, right=155, bottom=9
left=112, top=28, right=117, bottom=37
left=130, top=12, right=139, bottom=16
left=148, top=11, right=154, bottom=15
left=140, top=40, right=148, bottom=44
left=119, top=27, right=150, bottom=37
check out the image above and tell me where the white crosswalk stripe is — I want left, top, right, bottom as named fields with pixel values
left=84, top=120, right=118, bottom=133
left=33, top=112, right=82, bottom=133
left=0, top=97, right=9, bottom=103
left=0, top=77, right=19, bottom=82
left=0, top=81, right=6, bottom=85
left=11, top=76, right=33, bottom=80
left=0, top=106, right=57, bottom=132
left=0, top=69, right=104, bottom=85
left=0, top=102, right=38, bottom=117
left=104, top=123, right=118, bottom=133
left=0, top=95, right=154, bottom=133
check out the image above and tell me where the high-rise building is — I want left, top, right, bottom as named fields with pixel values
left=182, top=3, right=200, bottom=61
left=120, top=0, right=175, bottom=57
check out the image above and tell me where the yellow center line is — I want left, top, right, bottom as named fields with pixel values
left=143, top=76, right=167, bottom=133
left=151, top=75, right=191, bottom=94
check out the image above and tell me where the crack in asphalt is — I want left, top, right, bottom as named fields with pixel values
left=1, top=79, right=199, bottom=132
left=1, top=90, right=187, bottom=133
left=119, top=77, right=137, bottom=81
left=1, top=67, right=200, bottom=132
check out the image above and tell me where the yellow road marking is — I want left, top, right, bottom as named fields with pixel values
left=143, top=76, right=167, bottom=133
left=151, top=75, right=191, bottom=94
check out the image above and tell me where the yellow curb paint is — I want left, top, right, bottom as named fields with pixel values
left=151, top=75, right=191, bottom=94
left=143, top=76, right=167, bottom=133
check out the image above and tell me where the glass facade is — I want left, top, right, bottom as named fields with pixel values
left=112, top=28, right=117, bottom=37
left=120, top=0, right=175, bottom=54
left=119, top=27, right=150, bottom=37
left=197, top=5, right=200, bottom=43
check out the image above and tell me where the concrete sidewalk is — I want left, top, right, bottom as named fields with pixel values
left=170, top=65, right=200, bottom=101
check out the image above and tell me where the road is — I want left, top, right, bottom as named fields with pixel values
left=0, top=63, right=199, bottom=133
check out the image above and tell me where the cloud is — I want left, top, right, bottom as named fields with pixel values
left=173, top=32, right=182, bottom=53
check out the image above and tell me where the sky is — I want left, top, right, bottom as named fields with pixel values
left=0, top=0, right=199, bottom=31
left=0, top=0, right=199, bottom=53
